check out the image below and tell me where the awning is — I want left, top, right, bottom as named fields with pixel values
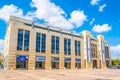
left=17, top=55, right=28, bottom=61
left=75, top=58, right=81, bottom=63
left=36, top=56, right=45, bottom=61
left=64, top=58, right=71, bottom=62
left=52, top=57, right=59, bottom=62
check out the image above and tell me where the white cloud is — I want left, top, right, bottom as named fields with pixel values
left=90, top=0, right=100, bottom=5
left=30, top=0, right=87, bottom=30
left=92, top=24, right=111, bottom=33
left=99, top=4, right=106, bottom=12
left=111, top=44, right=120, bottom=58
left=0, top=39, right=4, bottom=54
left=90, top=18, right=95, bottom=26
left=111, top=45, right=120, bottom=53
left=0, top=0, right=87, bottom=30
left=69, top=10, right=87, bottom=27
left=0, top=4, right=35, bottom=22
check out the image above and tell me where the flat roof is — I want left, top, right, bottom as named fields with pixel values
left=9, top=16, right=83, bottom=38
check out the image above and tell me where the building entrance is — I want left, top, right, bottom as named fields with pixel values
left=64, top=62, right=71, bottom=69
left=16, top=55, right=28, bottom=69
left=64, top=58, right=71, bottom=69
left=35, top=56, right=45, bottom=69
left=36, top=62, right=45, bottom=69
left=93, top=60, right=97, bottom=69
left=51, top=57, right=59, bottom=69
left=75, top=58, right=81, bottom=69
left=52, top=62, right=59, bottom=69
left=106, top=60, right=110, bottom=68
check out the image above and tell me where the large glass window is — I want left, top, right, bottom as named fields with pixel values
left=91, top=44, right=97, bottom=58
left=56, top=37, right=59, bottom=54
left=75, top=40, right=81, bottom=56
left=36, top=33, right=41, bottom=52
left=17, top=29, right=23, bottom=50
left=17, top=29, right=30, bottom=51
left=64, top=38, right=71, bottom=55
left=105, top=46, right=109, bottom=58
left=51, top=36, right=55, bottom=53
left=41, top=34, right=46, bottom=52
left=36, top=33, right=46, bottom=53
left=51, top=36, right=59, bottom=54
left=24, top=30, right=30, bottom=51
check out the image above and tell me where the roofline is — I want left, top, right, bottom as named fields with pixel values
left=9, top=16, right=83, bottom=38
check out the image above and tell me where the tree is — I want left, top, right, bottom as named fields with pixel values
left=0, top=59, right=2, bottom=65
left=112, top=59, right=120, bottom=66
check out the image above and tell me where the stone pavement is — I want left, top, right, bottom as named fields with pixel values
left=0, top=69, right=120, bottom=80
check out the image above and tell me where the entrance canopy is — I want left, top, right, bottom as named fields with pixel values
left=17, top=55, right=28, bottom=61
left=52, top=57, right=59, bottom=62
left=36, top=56, right=45, bottom=61
left=75, top=58, right=81, bottom=63
left=64, top=58, right=71, bottom=62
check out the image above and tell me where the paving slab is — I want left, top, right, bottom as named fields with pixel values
left=0, top=69, right=120, bottom=80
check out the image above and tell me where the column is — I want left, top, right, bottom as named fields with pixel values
left=59, top=34, right=64, bottom=69
left=71, top=37, right=75, bottom=69
left=45, top=31, right=51, bottom=69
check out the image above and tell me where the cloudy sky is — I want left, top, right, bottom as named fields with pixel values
left=0, top=0, right=120, bottom=58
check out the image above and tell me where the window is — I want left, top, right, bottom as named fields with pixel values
left=17, top=29, right=30, bottom=51
left=36, top=33, right=41, bottom=52
left=91, top=44, right=97, bottom=58
left=56, top=37, right=59, bottom=54
left=41, top=34, right=46, bottom=52
left=36, top=33, right=46, bottom=53
left=75, top=40, right=81, bottom=56
left=51, top=36, right=59, bottom=54
left=105, top=46, right=109, bottom=58
left=17, top=29, right=23, bottom=50
left=64, top=38, right=71, bottom=55
left=24, top=30, right=30, bottom=51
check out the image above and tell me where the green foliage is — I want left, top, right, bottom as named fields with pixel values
left=112, top=59, right=120, bottom=66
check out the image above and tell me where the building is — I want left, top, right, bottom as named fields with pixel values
left=4, top=16, right=111, bottom=70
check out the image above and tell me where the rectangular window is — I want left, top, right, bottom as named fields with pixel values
left=56, top=37, right=59, bottom=54
left=91, top=44, right=97, bottom=58
left=36, top=33, right=41, bottom=52
left=17, top=29, right=23, bottom=50
left=51, top=36, right=59, bottom=54
left=64, top=38, right=71, bottom=55
left=41, top=34, right=46, bottom=52
left=36, top=33, right=46, bottom=53
left=24, top=30, right=30, bottom=51
left=105, top=46, right=109, bottom=58
left=75, top=40, right=81, bottom=56
left=17, top=29, right=30, bottom=51
left=68, top=39, right=71, bottom=55
left=64, top=38, right=67, bottom=54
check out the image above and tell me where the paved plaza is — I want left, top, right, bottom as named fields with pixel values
left=0, top=69, right=120, bottom=80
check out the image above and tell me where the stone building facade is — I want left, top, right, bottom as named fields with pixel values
left=4, top=16, right=111, bottom=70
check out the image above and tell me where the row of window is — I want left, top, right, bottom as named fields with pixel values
left=17, top=29, right=81, bottom=56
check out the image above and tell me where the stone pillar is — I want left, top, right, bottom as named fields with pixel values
left=7, top=21, right=19, bottom=70
left=45, top=31, right=51, bottom=69
left=28, top=27, right=36, bottom=70
left=59, top=34, right=64, bottom=69
left=81, top=38, right=85, bottom=69
left=71, top=38, right=75, bottom=69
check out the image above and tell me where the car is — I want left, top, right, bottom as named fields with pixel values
left=117, top=66, right=120, bottom=69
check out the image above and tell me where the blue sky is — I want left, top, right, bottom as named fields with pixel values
left=0, top=0, right=120, bottom=58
